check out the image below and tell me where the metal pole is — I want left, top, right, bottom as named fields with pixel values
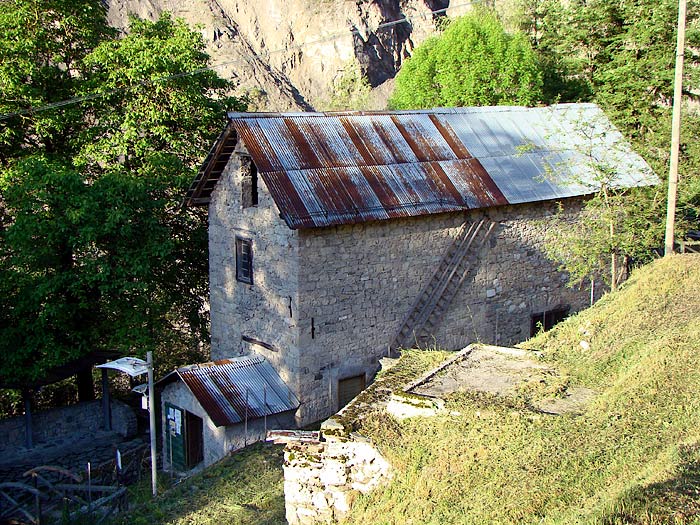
left=664, top=0, right=687, bottom=256
left=87, top=462, right=92, bottom=516
left=244, top=388, right=249, bottom=447
left=147, top=351, right=158, bottom=498
left=264, top=386, right=267, bottom=436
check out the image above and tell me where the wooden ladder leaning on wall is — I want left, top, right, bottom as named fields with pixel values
left=389, top=217, right=498, bottom=354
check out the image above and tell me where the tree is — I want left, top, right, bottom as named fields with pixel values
left=514, top=0, right=700, bottom=288
left=0, top=0, right=113, bottom=162
left=389, top=9, right=544, bottom=109
left=0, top=6, right=243, bottom=385
left=535, top=112, right=662, bottom=291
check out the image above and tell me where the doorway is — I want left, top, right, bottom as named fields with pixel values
left=165, top=403, right=204, bottom=471
left=338, top=374, right=366, bottom=410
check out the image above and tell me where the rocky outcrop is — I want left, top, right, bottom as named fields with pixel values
left=105, top=0, right=448, bottom=110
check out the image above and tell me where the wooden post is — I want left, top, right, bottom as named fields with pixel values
left=101, top=369, right=112, bottom=432
left=665, top=0, right=687, bottom=256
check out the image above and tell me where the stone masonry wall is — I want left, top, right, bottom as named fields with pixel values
left=295, top=200, right=598, bottom=423
left=283, top=423, right=392, bottom=525
left=0, top=400, right=136, bottom=454
left=208, top=144, right=302, bottom=402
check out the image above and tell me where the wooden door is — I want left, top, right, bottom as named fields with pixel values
left=165, top=403, right=186, bottom=471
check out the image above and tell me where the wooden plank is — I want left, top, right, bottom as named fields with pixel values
left=266, top=430, right=321, bottom=444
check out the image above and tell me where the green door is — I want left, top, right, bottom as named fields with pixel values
left=165, top=403, right=186, bottom=471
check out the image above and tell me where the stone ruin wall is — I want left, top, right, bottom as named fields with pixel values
left=282, top=420, right=392, bottom=525
left=0, top=400, right=137, bottom=454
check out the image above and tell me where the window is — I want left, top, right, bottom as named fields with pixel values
left=530, top=306, right=570, bottom=336
left=236, top=237, right=253, bottom=284
left=240, top=156, right=258, bottom=208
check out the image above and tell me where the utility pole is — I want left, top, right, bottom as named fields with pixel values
left=664, top=0, right=687, bottom=256
left=147, top=351, right=158, bottom=497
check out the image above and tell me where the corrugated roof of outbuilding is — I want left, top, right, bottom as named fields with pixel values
left=158, top=355, right=299, bottom=427
left=185, top=104, right=657, bottom=228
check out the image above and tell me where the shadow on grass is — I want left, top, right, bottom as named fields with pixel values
left=110, top=442, right=286, bottom=525
left=603, top=445, right=700, bottom=525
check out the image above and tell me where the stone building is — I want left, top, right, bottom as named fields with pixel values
left=185, top=103, right=655, bottom=425
left=158, top=355, right=298, bottom=472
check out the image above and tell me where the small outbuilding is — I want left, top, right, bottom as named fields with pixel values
left=158, top=355, right=299, bottom=472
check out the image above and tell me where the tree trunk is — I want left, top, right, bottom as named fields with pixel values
left=76, top=368, right=95, bottom=402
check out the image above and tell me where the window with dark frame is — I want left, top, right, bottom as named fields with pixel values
left=235, top=237, right=253, bottom=284
left=530, top=306, right=570, bottom=336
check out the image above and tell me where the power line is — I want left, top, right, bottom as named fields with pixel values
left=0, top=0, right=482, bottom=122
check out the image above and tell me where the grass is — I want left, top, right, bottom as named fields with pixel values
left=107, top=255, right=700, bottom=525
left=345, top=255, right=700, bottom=525
left=109, top=443, right=286, bottom=525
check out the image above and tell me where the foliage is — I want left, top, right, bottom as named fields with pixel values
left=0, top=0, right=113, bottom=161
left=540, top=0, right=700, bottom=138
left=0, top=5, right=242, bottom=385
left=538, top=112, right=664, bottom=289
left=347, top=255, right=700, bottom=524
left=321, top=64, right=373, bottom=111
left=511, top=0, right=700, bottom=286
left=389, top=9, right=544, bottom=109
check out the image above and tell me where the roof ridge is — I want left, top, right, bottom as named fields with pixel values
left=226, top=103, right=599, bottom=120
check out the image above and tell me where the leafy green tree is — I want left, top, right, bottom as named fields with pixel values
left=529, top=110, right=663, bottom=290
left=0, top=0, right=113, bottom=162
left=0, top=6, right=243, bottom=385
left=514, top=0, right=700, bottom=288
left=389, top=9, right=544, bottom=109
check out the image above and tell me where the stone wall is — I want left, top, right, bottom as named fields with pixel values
left=283, top=421, right=392, bottom=525
left=0, top=400, right=136, bottom=453
left=208, top=142, right=302, bottom=402
left=293, top=201, right=598, bottom=423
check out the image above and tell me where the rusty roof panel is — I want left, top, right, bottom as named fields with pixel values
left=189, top=104, right=658, bottom=226
left=262, top=160, right=507, bottom=228
left=175, top=355, right=299, bottom=427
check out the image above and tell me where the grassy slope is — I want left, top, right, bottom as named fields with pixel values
left=111, top=443, right=286, bottom=525
left=347, top=255, right=700, bottom=525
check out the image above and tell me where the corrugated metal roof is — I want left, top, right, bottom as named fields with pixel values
left=187, top=104, right=657, bottom=228
left=160, top=355, right=299, bottom=427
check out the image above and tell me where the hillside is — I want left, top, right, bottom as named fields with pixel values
left=345, top=255, right=700, bottom=524
left=104, top=0, right=450, bottom=111
left=103, top=0, right=529, bottom=111
left=108, top=256, right=700, bottom=525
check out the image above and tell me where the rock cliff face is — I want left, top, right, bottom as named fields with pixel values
left=106, top=0, right=450, bottom=111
